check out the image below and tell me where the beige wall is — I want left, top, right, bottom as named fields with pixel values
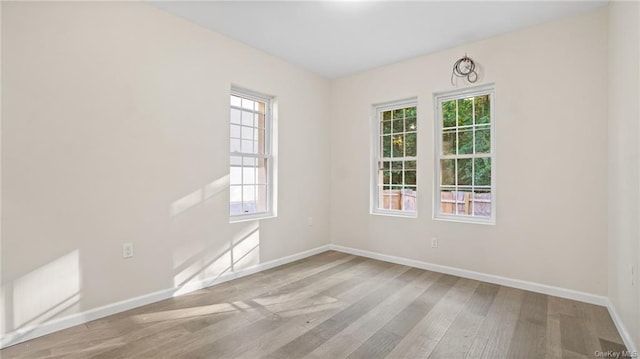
left=330, top=9, right=609, bottom=295
left=1, top=2, right=331, bottom=335
left=608, top=0, right=640, bottom=349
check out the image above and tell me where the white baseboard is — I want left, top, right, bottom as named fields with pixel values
left=606, top=299, right=639, bottom=355
left=329, top=244, right=609, bottom=306
left=0, top=244, right=331, bottom=349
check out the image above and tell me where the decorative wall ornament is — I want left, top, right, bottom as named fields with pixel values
left=451, top=54, right=478, bottom=86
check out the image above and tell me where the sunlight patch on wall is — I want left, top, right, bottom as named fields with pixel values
left=11, top=250, right=81, bottom=331
left=171, top=222, right=260, bottom=296
left=170, top=175, right=229, bottom=216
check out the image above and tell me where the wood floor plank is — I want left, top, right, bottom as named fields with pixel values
left=265, top=267, right=424, bottom=359
left=0, top=252, right=627, bottom=359
left=346, top=274, right=459, bottom=359
left=305, top=271, right=442, bottom=359
left=466, top=286, right=524, bottom=359
left=384, top=277, right=481, bottom=359
left=428, top=282, right=500, bottom=359
left=505, top=291, right=548, bottom=359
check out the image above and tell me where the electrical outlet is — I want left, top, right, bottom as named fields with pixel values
left=431, top=238, right=438, bottom=248
left=307, top=217, right=313, bottom=226
left=123, top=242, right=134, bottom=259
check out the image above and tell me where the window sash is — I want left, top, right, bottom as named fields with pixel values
left=372, top=99, right=418, bottom=216
left=230, top=88, right=273, bottom=220
left=434, top=84, right=495, bottom=224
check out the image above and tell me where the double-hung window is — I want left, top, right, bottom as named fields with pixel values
left=434, top=84, right=495, bottom=224
left=229, top=88, right=273, bottom=221
left=372, top=99, right=418, bottom=216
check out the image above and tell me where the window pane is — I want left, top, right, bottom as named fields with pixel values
left=442, top=130, right=456, bottom=155
left=391, top=170, right=403, bottom=185
left=402, top=187, right=417, bottom=212
left=475, top=95, right=490, bottom=124
left=440, top=190, right=456, bottom=214
left=256, top=185, right=267, bottom=212
left=257, top=114, right=265, bottom=128
left=230, top=138, right=241, bottom=153
left=475, top=127, right=490, bottom=153
left=243, top=157, right=256, bottom=166
left=241, top=126, right=253, bottom=140
left=405, top=132, right=416, bottom=157
left=382, top=135, right=391, bottom=157
left=474, top=158, right=491, bottom=186
left=442, top=101, right=456, bottom=128
left=456, top=188, right=472, bottom=215
left=243, top=168, right=256, bottom=184
left=231, top=96, right=241, bottom=107
left=256, top=129, right=266, bottom=154
left=392, top=161, right=403, bottom=170
left=241, top=140, right=253, bottom=153
left=441, top=159, right=455, bottom=186
left=230, top=167, right=242, bottom=185
left=392, top=119, right=403, bottom=133
left=243, top=185, right=256, bottom=202
left=230, top=203, right=243, bottom=216
left=392, top=134, right=404, bottom=157
left=405, top=107, right=417, bottom=118
left=241, top=98, right=254, bottom=110
left=382, top=121, right=392, bottom=135
left=405, top=117, right=416, bottom=132
left=380, top=161, right=391, bottom=170
left=230, top=156, right=242, bottom=166
left=457, top=158, right=472, bottom=185
left=256, top=101, right=265, bottom=114
left=382, top=170, right=391, bottom=185
left=231, top=109, right=241, bottom=124
left=458, top=129, right=473, bottom=154
left=256, top=158, right=268, bottom=185
left=457, top=98, right=473, bottom=126
left=405, top=170, right=416, bottom=185
left=382, top=111, right=392, bottom=121
left=393, top=109, right=404, bottom=119
left=241, top=111, right=254, bottom=127
left=472, top=189, right=491, bottom=217
left=230, top=124, right=241, bottom=138
left=230, top=185, right=242, bottom=202
left=405, top=160, right=416, bottom=169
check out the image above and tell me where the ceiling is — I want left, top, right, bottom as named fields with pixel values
left=151, top=1, right=607, bottom=78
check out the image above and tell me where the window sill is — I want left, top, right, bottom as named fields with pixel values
left=433, top=214, right=495, bottom=225
left=229, top=212, right=276, bottom=223
left=371, top=210, right=417, bottom=219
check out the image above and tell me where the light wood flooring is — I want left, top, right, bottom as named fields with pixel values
left=0, top=251, right=627, bottom=358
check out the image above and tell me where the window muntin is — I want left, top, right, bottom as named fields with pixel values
left=372, top=100, right=418, bottom=216
left=435, top=85, right=495, bottom=223
left=230, top=89, right=272, bottom=220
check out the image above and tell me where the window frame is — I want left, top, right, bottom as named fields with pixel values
left=370, top=98, right=419, bottom=218
left=229, top=87, right=275, bottom=222
left=433, top=84, right=496, bottom=225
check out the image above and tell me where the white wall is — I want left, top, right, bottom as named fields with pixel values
left=608, top=0, right=640, bottom=350
left=1, top=2, right=331, bottom=336
left=330, top=8, right=609, bottom=296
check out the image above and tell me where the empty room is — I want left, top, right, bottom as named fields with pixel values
left=1, top=0, right=639, bottom=358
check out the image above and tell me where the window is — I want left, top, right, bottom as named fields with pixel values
left=372, top=99, right=418, bottom=216
left=434, top=84, right=495, bottom=224
left=229, top=88, right=273, bottom=220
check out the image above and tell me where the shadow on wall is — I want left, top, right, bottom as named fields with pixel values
left=1, top=250, right=81, bottom=337
left=169, top=175, right=261, bottom=297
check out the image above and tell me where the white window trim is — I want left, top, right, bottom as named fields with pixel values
left=370, top=97, right=418, bottom=218
left=229, top=87, right=275, bottom=223
left=433, top=84, right=496, bottom=225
